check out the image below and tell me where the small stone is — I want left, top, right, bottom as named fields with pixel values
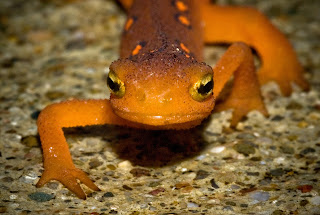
left=225, top=201, right=236, bottom=206
left=231, top=184, right=240, bottom=190
left=107, top=164, right=116, bottom=170
left=174, top=182, right=191, bottom=189
left=194, top=170, right=210, bottom=180
left=21, top=135, right=40, bottom=147
left=148, top=187, right=165, bottom=196
left=103, top=192, right=114, bottom=198
left=269, top=168, right=285, bottom=177
left=148, top=181, right=161, bottom=187
left=118, top=160, right=132, bottom=170
left=300, top=147, right=315, bottom=155
left=246, top=172, right=259, bottom=176
left=280, top=146, right=295, bottom=154
left=122, top=185, right=133, bottom=191
left=28, top=192, right=54, bottom=202
left=65, top=33, right=86, bottom=50
left=187, top=202, right=199, bottom=208
left=240, top=187, right=257, bottom=195
left=46, top=182, right=59, bottom=190
left=0, top=206, right=7, bottom=213
left=310, top=196, right=320, bottom=206
left=286, top=101, right=303, bottom=110
left=300, top=199, right=309, bottom=206
left=298, top=121, right=308, bottom=128
left=236, top=133, right=255, bottom=140
left=45, top=91, right=65, bottom=100
left=250, top=157, right=262, bottom=161
left=240, top=204, right=248, bottom=208
left=233, top=142, right=256, bottom=156
left=210, top=179, right=219, bottom=189
left=297, top=185, right=313, bottom=193
left=130, top=168, right=151, bottom=177
left=30, top=110, right=41, bottom=120
left=1, top=177, right=13, bottom=183
left=271, top=210, right=285, bottom=215
left=249, top=191, right=270, bottom=202
left=89, top=158, right=103, bottom=169
left=287, top=135, right=298, bottom=141
left=271, top=115, right=284, bottom=121
left=256, top=137, right=273, bottom=145
left=210, top=146, right=225, bottom=153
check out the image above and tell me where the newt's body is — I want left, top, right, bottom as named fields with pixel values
left=36, top=0, right=309, bottom=199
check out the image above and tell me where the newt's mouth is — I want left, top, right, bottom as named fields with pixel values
left=114, top=110, right=210, bottom=127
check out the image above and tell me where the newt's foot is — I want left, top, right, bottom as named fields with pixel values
left=36, top=166, right=100, bottom=199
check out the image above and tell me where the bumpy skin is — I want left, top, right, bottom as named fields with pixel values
left=36, top=0, right=309, bottom=199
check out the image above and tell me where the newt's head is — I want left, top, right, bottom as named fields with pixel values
left=108, top=57, right=215, bottom=128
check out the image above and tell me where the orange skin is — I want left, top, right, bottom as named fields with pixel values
left=36, top=0, right=309, bottom=199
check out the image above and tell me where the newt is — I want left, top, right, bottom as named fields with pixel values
left=36, top=0, right=309, bottom=199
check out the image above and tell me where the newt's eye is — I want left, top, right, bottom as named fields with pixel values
left=107, top=70, right=125, bottom=97
left=189, top=73, right=213, bottom=102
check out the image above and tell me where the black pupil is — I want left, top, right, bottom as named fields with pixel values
left=198, top=79, right=213, bottom=95
left=107, top=76, right=120, bottom=92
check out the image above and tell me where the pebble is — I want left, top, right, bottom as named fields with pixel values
left=249, top=191, right=270, bottom=202
left=89, top=158, right=103, bottom=169
left=30, top=110, right=41, bottom=120
left=310, top=196, right=320, bottom=205
left=300, top=147, right=316, bottom=155
left=103, top=192, right=114, bottom=198
left=300, top=199, right=309, bottom=206
left=269, top=168, right=285, bottom=177
left=297, top=185, right=313, bottom=193
left=118, top=160, right=133, bottom=170
left=236, top=133, right=255, bottom=139
left=223, top=206, right=233, bottom=211
left=148, top=187, right=165, bottom=196
left=0, top=206, right=7, bottom=213
left=187, top=202, right=199, bottom=208
left=194, top=170, right=210, bottom=180
left=28, top=192, right=54, bottom=202
left=210, top=179, right=219, bottom=189
left=271, top=210, right=285, bottom=215
left=45, top=91, right=65, bottom=100
left=233, top=142, right=256, bottom=156
left=130, top=168, right=151, bottom=177
left=21, top=135, right=40, bottom=147
left=210, top=146, right=225, bottom=153
left=279, top=146, right=295, bottom=154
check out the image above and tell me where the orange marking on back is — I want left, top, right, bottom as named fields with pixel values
left=178, top=15, right=190, bottom=27
left=132, top=44, right=142, bottom=56
left=176, top=0, right=188, bottom=12
left=180, top=42, right=190, bottom=53
left=125, top=18, right=134, bottom=31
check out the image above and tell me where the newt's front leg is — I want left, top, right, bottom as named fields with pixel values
left=213, top=42, right=268, bottom=126
left=200, top=2, right=309, bottom=96
left=36, top=99, right=132, bottom=199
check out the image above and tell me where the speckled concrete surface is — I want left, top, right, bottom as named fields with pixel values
left=0, top=0, right=319, bottom=214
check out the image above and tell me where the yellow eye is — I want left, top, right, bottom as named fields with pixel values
left=189, top=73, right=213, bottom=102
left=107, top=70, right=125, bottom=97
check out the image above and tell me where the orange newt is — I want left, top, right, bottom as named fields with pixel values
left=36, top=0, right=309, bottom=199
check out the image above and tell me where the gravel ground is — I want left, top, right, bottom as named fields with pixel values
left=0, top=0, right=319, bottom=214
